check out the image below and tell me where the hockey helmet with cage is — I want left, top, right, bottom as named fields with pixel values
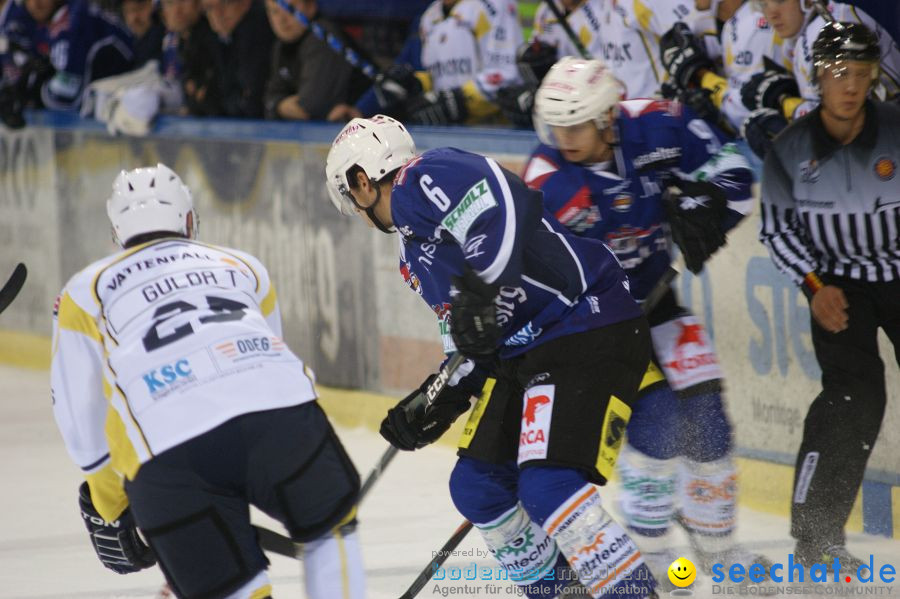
left=533, top=56, right=623, bottom=146
left=325, top=115, right=416, bottom=215
left=812, top=21, right=880, bottom=84
left=107, top=163, right=195, bottom=247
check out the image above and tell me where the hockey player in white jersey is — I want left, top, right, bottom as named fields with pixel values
left=531, top=0, right=716, bottom=99
left=338, top=0, right=523, bottom=126
left=51, top=164, right=365, bottom=599
left=660, top=0, right=794, bottom=154
left=745, top=0, right=900, bottom=120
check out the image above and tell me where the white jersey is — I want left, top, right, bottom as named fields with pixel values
left=532, top=0, right=664, bottom=99
left=51, top=238, right=316, bottom=520
left=719, top=2, right=791, bottom=130
left=419, top=0, right=522, bottom=99
left=790, top=2, right=900, bottom=118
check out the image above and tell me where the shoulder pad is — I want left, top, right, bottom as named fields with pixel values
left=619, top=98, right=682, bottom=119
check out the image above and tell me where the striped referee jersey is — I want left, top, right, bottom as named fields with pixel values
left=760, top=100, right=900, bottom=295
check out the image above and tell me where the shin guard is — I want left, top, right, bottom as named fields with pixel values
left=544, top=484, right=655, bottom=598
left=678, top=457, right=737, bottom=554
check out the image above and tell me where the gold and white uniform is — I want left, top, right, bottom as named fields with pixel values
left=533, top=0, right=716, bottom=99
left=715, top=1, right=790, bottom=130
left=419, top=0, right=523, bottom=112
left=51, top=238, right=316, bottom=520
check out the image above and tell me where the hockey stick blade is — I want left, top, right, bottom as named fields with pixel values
left=398, top=520, right=475, bottom=599
left=0, top=263, right=27, bottom=315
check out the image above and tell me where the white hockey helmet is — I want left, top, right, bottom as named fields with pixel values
left=325, top=115, right=416, bottom=215
left=107, top=163, right=195, bottom=247
left=533, top=56, right=623, bottom=146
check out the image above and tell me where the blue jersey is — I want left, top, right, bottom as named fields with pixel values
left=391, top=148, right=642, bottom=363
left=0, top=1, right=52, bottom=84
left=524, top=99, right=754, bottom=301
left=41, top=0, right=133, bottom=109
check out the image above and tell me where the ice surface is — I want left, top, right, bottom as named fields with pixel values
left=1, top=365, right=897, bottom=599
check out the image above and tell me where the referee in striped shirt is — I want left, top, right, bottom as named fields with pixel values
left=760, top=21, right=900, bottom=568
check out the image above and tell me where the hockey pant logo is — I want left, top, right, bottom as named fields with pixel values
left=651, top=315, right=723, bottom=391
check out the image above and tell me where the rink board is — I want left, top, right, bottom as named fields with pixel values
left=0, top=112, right=896, bottom=537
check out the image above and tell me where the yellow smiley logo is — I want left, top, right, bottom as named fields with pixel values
left=668, top=557, right=697, bottom=587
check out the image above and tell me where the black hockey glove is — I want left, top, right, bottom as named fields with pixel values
left=406, top=88, right=468, bottom=126
left=678, top=86, right=722, bottom=125
left=380, top=374, right=472, bottom=451
left=0, top=84, right=26, bottom=129
left=450, top=267, right=502, bottom=358
left=496, top=83, right=535, bottom=128
left=741, top=107, right=789, bottom=159
left=78, top=482, right=156, bottom=574
left=517, top=39, right=558, bottom=87
left=740, top=69, right=799, bottom=112
left=373, top=64, right=423, bottom=113
left=660, top=22, right=714, bottom=90
left=662, top=178, right=728, bottom=274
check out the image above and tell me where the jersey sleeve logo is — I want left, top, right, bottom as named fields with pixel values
left=440, top=177, right=498, bottom=243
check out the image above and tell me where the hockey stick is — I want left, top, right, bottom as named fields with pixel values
left=274, top=0, right=378, bottom=80
left=0, top=263, right=26, bottom=315
left=398, top=520, right=475, bottom=599
left=541, top=0, right=592, bottom=59
left=254, top=353, right=468, bottom=559
left=811, top=0, right=836, bottom=24
left=395, top=268, right=679, bottom=599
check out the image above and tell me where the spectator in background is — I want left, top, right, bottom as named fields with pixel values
left=263, top=0, right=369, bottom=120
left=160, top=0, right=217, bottom=114
left=0, top=0, right=133, bottom=122
left=120, top=0, right=165, bottom=67
left=197, top=0, right=273, bottom=117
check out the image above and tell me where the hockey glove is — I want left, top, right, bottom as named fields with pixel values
left=517, top=39, right=558, bottom=87
left=662, top=178, right=728, bottom=274
left=450, top=267, right=502, bottom=358
left=373, top=64, right=423, bottom=113
left=496, top=83, right=535, bottom=128
left=660, top=23, right=714, bottom=90
left=679, top=87, right=722, bottom=126
left=740, top=69, right=799, bottom=112
left=0, top=84, right=26, bottom=129
left=380, top=374, right=472, bottom=450
left=406, top=88, right=468, bottom=126
left=78, top=482, right=156, bottom=574
left=741, top=107, right=789, bottom=159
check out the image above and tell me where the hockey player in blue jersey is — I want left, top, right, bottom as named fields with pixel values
left=326, top=115, right=659, bottom=599
left=526, top=56, right=770, bottom=587
left=0, top=0, right=133, bottom=119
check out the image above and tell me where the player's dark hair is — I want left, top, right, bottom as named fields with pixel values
left=123, top=231, right=187, bottom=249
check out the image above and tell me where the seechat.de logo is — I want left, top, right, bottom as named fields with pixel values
left=711, top=554, right=896, bottom=585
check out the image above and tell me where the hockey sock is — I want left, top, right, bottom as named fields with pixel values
left=302, top=524, right=366, bottom=599
left=473, top=503, right=564, bottom=599
left=520, top=467, right=656, bottom=598
left=617, top=443, right=677, bottom=541
left=678, top=456, right=737, bottom=555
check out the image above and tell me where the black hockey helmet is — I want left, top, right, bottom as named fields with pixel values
left=812, top=21, right=880, bottom=81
